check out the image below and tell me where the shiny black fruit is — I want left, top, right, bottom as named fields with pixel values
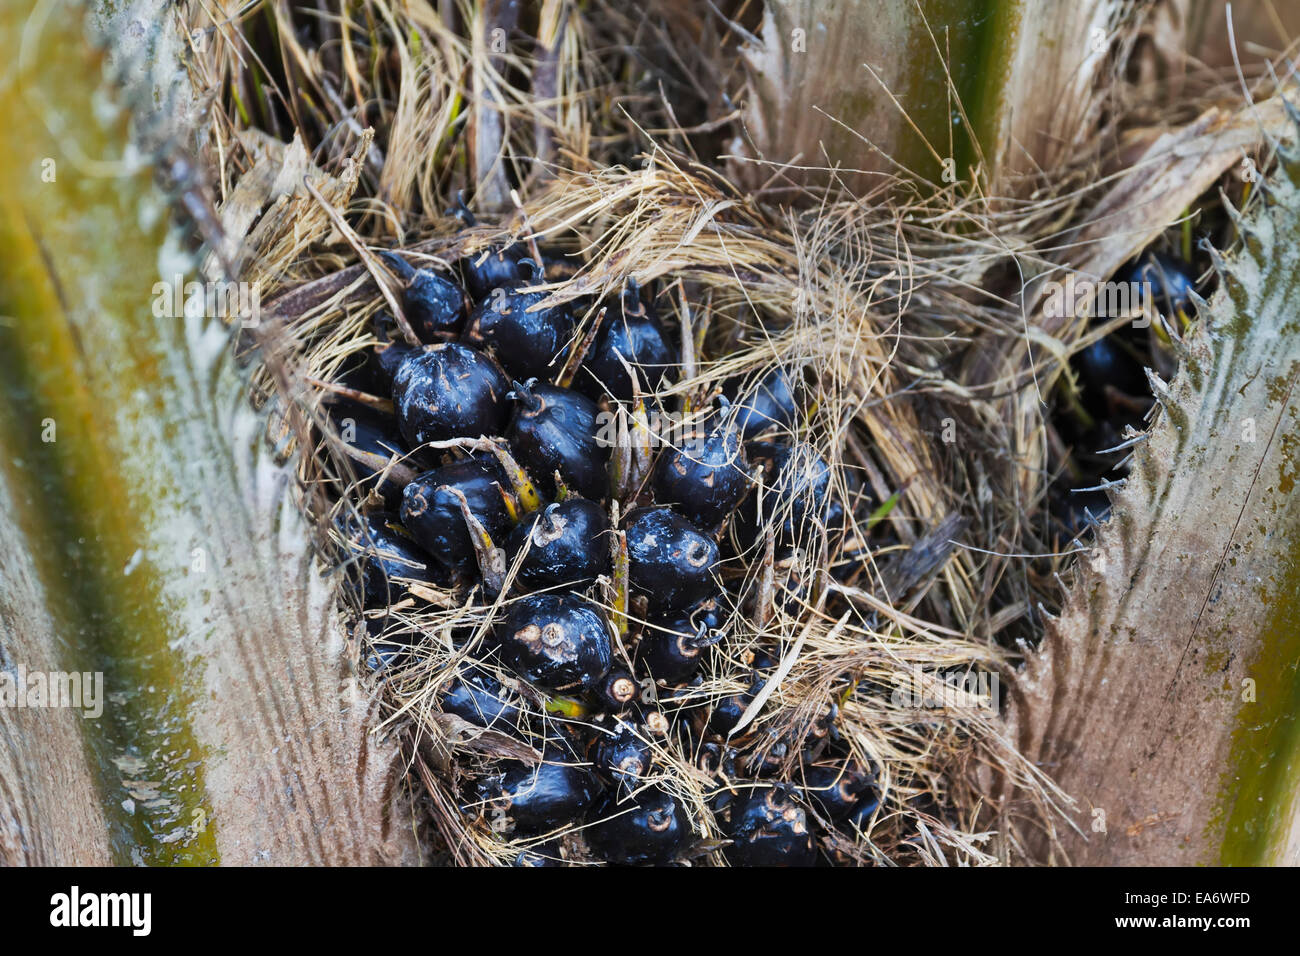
left=576, top=282, right=674, bottom=401
left=731, top=442, right=835, bottom=550
left=495, top=594, right=613, bottom=692
left=624, top=507, right=719, bottom=615
left=440, top=668, right=524, bottom=731
left=513, top=842, right=564, bottom=866
left=724, top=784, right=816, bottom=867
left=487, top=749, right=601, bottom=835
left=708, top=654, right=773, bottom=735
left=591, top=717, right=653, bottom=787
left=732, top=366, right=802, bottom=440
left=377, top=251, right=467, bottom=342
left=371, top=341, right=416, bottom=393
left=653, top=405, right=751, bottom=529
left=640, top=616, right=724, bottom=684
left=1074, top=335, right=1148, bottom=411
left=504, top=498, right=611, bottom=590
left=592, top=668, right=641, bottom=713
left=1121, top=251, right=1197, bottom=315
left=464, top=259, right=575, bottom=380
left=802, top=762, right=876, bottom=821
left=400, top=457, right=515, bottom=575
left=507, top=381, right=609, bottom=501
left=461, top=243, right=530, bottom=300
left=344, top=511, right=444, bottom=607
left=586, top=787, right=689, bottom=865
left=327, top=402, right=412, bottom=509
left=363, top=614, right=418, bottom=672
left=392, top=343, right=511, bottom=448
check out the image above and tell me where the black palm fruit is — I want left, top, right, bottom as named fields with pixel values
left=495, top=593, right=613, bottom=692
left=392, top=343, right=511, bottom=448
left=1120, top=251, right=1197, bottom=316
left=708, top=651, right=774, bottom=735
left=731, top=366, right=802, bottom=440
left=586, top=786, right=689, bottom=866
left=802, top=762, right=877, bottom=822
left=461, top=244, right=530, bottom=300
left=513, top=842, right=564, bottom=866
left=485, top=748, right=601, bottom=835
left=371, top=341, right=416, bottom=393
left=344, top=511, right=446, bottom=608
left=730, top=442, right=835, bottom=551
left=440, top=668, right=524, bottom=732
left=640, top=622, right=723, bottom=684
left=576, top=281, right=674, bottom=401
left=591, top=668, right=641, bottom=713
left=652, top=402, right=751, bottom=529
left=590, top=717, right=653, bottom=788
left=377, top=251, right=467, bottom=342
left=723, top=784, right=816, bottom=867
left=362, top=614, right=418, bottom=672
left=503, top=497, right=611, bottom=590
left=1074, top=336, right=1148, bottom=414
left=400, top=457, right=515, bottom=575
left=327, top=402, right=412, bottom=509
left=624, top=507, right=719, bottom=615
left=463, top=258, right=575, bottom=380
left=640, top=600, right=726, bottom=683
left=507, top=380, right=610, bottom=501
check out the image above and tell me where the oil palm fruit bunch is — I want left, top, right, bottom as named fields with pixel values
left=321, top=199, right=869, bottom=864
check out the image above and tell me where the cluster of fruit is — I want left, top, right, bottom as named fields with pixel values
left=1057, top=251, right=1199, bottom=534
left=328, top=212, right=878, bottom=865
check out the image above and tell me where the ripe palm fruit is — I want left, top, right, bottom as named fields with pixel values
left=371, top=341, right=416, bottom=393
left=591, top=668, right=640, bottom=713
left=591, top=716, right=653, bottom=788
left=708, top=651, right=774, bottom=735
left=731, top=366, right=802, bottom=440
left=586, top=786, right=689, bottom=865
left=652, top=402, right=751, bottom=529
left=1074, top=336, right=1148, bottom=412
left=576, top=281, right=674, bottom=401
left=1121, top=251, right=1197, bottom=315
left=495, top=593, right=613, bottom=692
left=327, top=402, right=411, bottom=509
left=376, top=251, right=467, bottom=342
left=460, top=243, right=530, bottom=300
left=640, top=614, right=725, bottom=683
left=485, top=748, right=601, bottom=835
left=624, top=506, right=719, bottom=615
left=503, top=497, right=611, bottom=590
left=730, top=442, right=835, bottom=551
left=463, top=258, right=575, bottom=380
left=362, top=613, right=421, bottom=672
left=440, top=668, right=524, bottom=731
left=344, top=511, right=446, bottom=608
left=802, top=761, right=877, bottom=822
left=513, top=842, right=564, bottom=866
left=507, top=380, right=609, bottom=501
left=723, top=784, right=816, bottom=866
left=400, top=457, right=516, bottom=575
left=392, top=343, right=511, bottom=448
